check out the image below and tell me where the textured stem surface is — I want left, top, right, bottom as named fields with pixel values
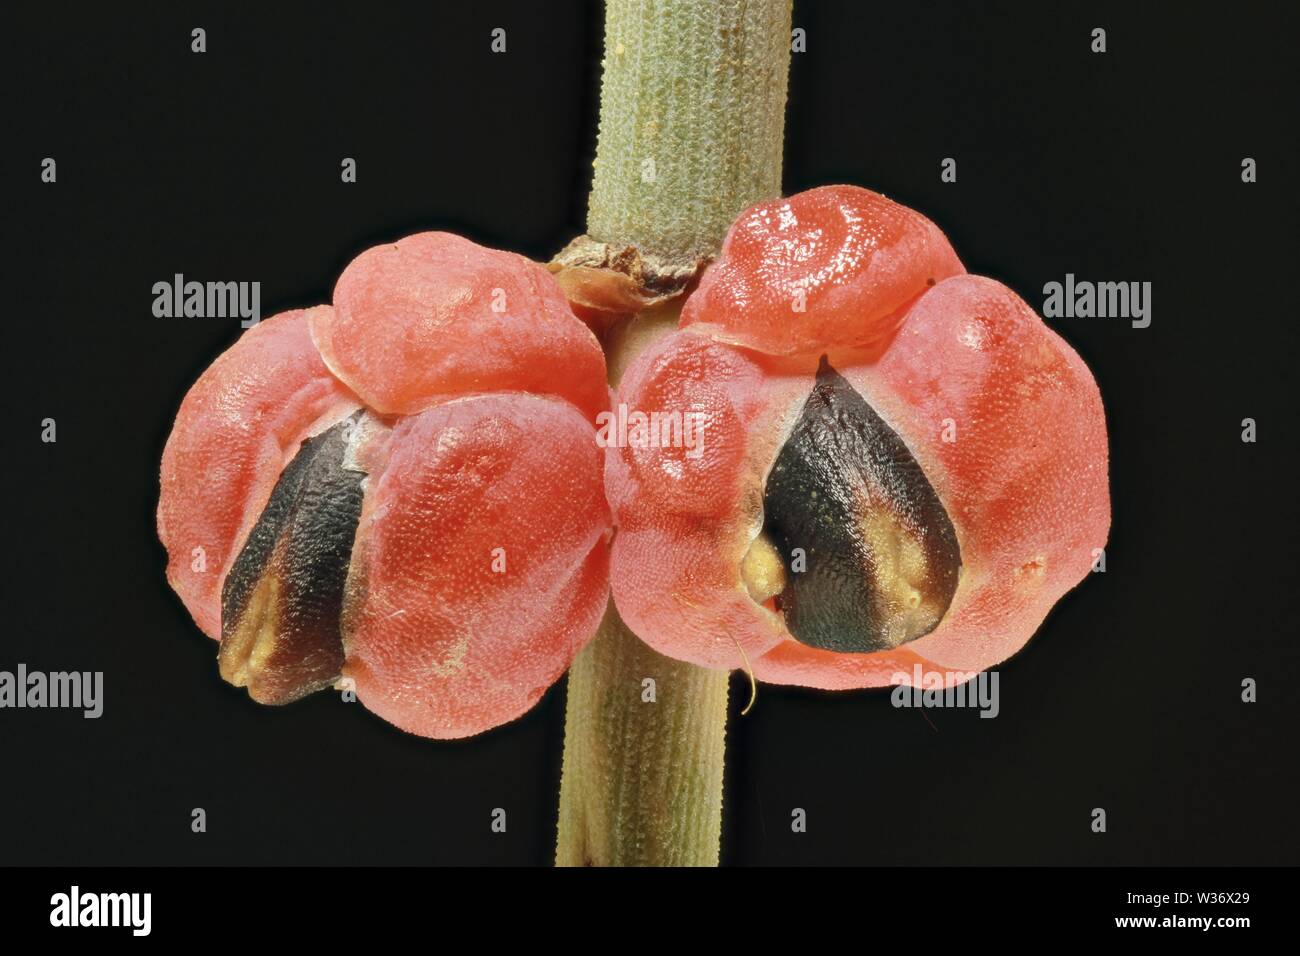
left=556, top=603, right=730, bottom=866
left=586, top=0, right=791, bottom=268
left=556, top=0, right=791, bottom=867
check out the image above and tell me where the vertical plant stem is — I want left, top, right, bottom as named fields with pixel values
left=556, top=603, right=731, bottom=866
left=586, top=0, right=791, bottom=267
left=556, top=0, right=791, bottom=867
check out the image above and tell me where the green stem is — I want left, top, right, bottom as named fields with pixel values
left=556, top=0, right=791, bottom=867
left=556, top=601, right=730, bottom=866
left=586, top=0, right=792, bottom=267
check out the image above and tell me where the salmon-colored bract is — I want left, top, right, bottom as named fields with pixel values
left=314, top=232, right=608, bottom=420
left=342, top=395, right=609, bottom=739
left=680, top=185, right=965, bottom=357
left=607, top=186, right=1110, bottom=688
left=158, top=307, right=360, bottom=639
left=160, top=234, right=611, bottom=737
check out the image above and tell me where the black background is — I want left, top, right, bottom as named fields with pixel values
left=2, top=1, right=1296, bottom=867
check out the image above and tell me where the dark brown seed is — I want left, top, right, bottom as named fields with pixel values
left=218, top=412, right=368, bottom=704
left=763, top=357, right=961, bottom=653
